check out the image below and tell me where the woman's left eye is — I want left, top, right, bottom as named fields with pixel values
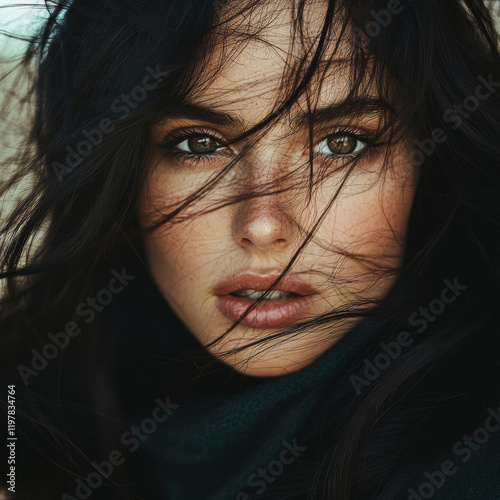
left=314, top=132, right=367, bottom=156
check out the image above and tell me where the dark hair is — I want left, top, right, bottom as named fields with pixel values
left=1, top=0, right=500, bottom=498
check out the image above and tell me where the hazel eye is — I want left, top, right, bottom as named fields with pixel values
left=315, top=133, right=366, bottom=156
left=175, top=134, right=225, bottom=154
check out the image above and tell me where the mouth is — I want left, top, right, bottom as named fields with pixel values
left=214, top=272, right=318, bottom=329
left=230, top=289, right=300, bottom=300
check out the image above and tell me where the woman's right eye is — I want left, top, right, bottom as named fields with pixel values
left=174, top=134, right=225, bottom=155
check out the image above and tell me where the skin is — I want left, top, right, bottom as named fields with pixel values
left=138, top=1, right=417, bottom=377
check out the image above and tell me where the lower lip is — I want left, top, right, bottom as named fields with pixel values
left=215, top=293, right=317, bottom=329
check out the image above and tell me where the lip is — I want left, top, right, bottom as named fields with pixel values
left=214, top=271, right=318, bottom=329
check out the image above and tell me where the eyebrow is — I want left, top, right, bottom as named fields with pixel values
left=158, top=103, right=244, bottom=128
left=291, top=97, right=394, bottom=129
left=158, top=96, right=394, bottom=131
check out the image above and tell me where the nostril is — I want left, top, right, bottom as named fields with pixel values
left=240, top=236, right=287, bottom=250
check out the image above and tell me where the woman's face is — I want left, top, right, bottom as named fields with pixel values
left=139, top=1, right=417, bottom=376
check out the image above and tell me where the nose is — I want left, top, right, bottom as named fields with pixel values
left=232, top=191, right=295, bottom=251
left=232, top=140, right=299, bottom=251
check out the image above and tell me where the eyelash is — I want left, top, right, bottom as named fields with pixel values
left=314, top=127, right=378, bottom=167
left=157, top=127, right=228, bottom=167
left=157, top=126, right=381, bottom=167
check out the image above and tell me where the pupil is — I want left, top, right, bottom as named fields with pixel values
left=188, top=135, right=220, bottom=154
left=328, top=134, right=356, bottom=154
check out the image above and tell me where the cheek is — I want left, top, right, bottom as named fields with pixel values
left=138, top=157, right=237, bottom=323
left=313, top=168, right=416, bottom=265
left=139, top=194, right=231, bottom=328
left=139, top=222, right=213, bottom=337
left=139, top=167, right=212, bottom=275
left=141, top=217, right=222, bottom=289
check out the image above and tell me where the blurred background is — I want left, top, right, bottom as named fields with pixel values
left=0, top=1, right=50, bottom=262
left=0, top=0, right=48, bottom=59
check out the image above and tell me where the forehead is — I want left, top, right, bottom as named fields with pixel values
left=195, top=0, right=370, bottom=127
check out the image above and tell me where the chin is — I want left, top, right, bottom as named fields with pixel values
left=206, top=336, right=330, bottom=377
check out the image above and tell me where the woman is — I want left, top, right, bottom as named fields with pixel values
left=1, top=0, right=500, bottom=498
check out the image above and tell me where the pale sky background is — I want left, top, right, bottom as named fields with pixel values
left=0, top=0, right=49, bottom=58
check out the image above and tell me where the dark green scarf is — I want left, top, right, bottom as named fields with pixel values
left=116, top=268, right=500, bottom=500
left=128, top=315, right=384, bottom=500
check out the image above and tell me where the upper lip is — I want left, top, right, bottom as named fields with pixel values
left=213, top=271, right=318, bottom=296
